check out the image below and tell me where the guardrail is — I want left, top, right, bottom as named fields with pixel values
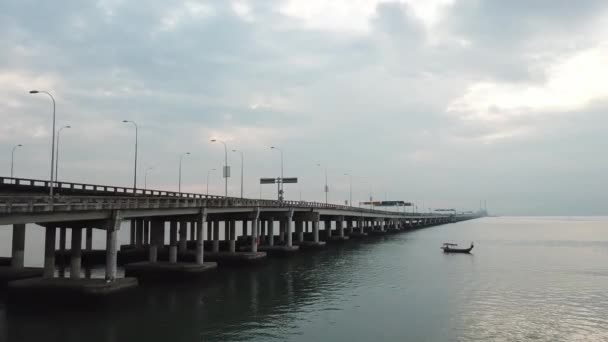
left=0, top=177, right=475, bottom=219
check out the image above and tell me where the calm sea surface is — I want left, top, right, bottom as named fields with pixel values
left=1, top=216, right=608, bottom=342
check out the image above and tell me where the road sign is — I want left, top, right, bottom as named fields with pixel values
left=282, top=177, right=298, bottom=183
left=260, top=178, right=276, bottom=184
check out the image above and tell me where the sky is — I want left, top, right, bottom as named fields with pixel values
left=1, top=0, right=608, bottom=216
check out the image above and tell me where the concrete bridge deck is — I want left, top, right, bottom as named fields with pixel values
left=0, top=176, right=482, bottom=307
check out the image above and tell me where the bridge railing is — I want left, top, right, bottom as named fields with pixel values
left=0, top=177, right=467, bottom=218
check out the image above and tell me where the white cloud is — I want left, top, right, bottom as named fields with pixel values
left=447, top=43, right=608, bottom=122
left=278, top=0, right=455, bottom=34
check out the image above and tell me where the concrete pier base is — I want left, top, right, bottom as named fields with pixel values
left=124, top=261, right=217, bottom=281
left=258, top=245, right=299, bottom=257
left=198, top=251, right=266, bottom=267
left=327, top=236, right=350, bottom=243
left=8, top=278, right=138, bottom=300
left=295, top=241, right=327, bottom=250
left=348, top=232, right=368, bottom=238
left=0, top=267, right=44, bottom=287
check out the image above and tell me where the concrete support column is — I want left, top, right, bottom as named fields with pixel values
left=347, top=220, right=353, bottom=234
left=190, top=221, right=196, bottom=242
left=43, top=226, right=56, bottom=278
left=179, top=221, right=188, bottom=252
left=325, top=220, right=332, bottom=239
left=129, top=219, right=136, bottom=245
left=86, top=227, right=93, bottom=250
left=261, top=220, right=266, bottom=242
left=279, top=220, right=285, bottom=243
left=11, top=224, right=25, bottom=268
left=136, top=218, right=143, bottom=247
left=149, top=220, right=161, bottom=262
left=59, top=227, right=67, bottom=252
left=70, top=228, right=82, bottom=280
left=359, top=219, right=364, bottom=233
left=196, top=209, right=207, bottom=264
left=143, top=220, right=150, bottom=245
left=268, top=219, right=275, bottom=246
left=251, top=215, right=259, bottom=253
left=313, top=219, right=320, bottom=243
left=286, top=216, right=293, bottom=247
left=337, top=217, right=344, bottom=238
left=212, top=221, right=220, bottom=253
left=242, top=220, right=248, bottom=237
left=296, top=220, right=304, bottom=243
left=106, top=211, right=120, bottom=281
left=169, top=221, right=178, bottom=263
left=229, top=220, right=236, bottom=253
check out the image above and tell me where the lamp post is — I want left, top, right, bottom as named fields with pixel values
left=317, top=163, right=328, bottom=204
left=29, top=90, right=56, bottom=197
left=122, top=120, right=138, bottom=191
left=344, top=173, right=352, bottom=207
left=211, top=139, right=229, bottom=197
left=178, top=152, right=190, bottom=193
left=10, top=144, right=22, bottom=180
left=232, top=149, right=244, bottom=198
left=144, top=166, right=154, bottom=190
left=206, top=168, right=215, bottom=195
left=270, top=146, right=284, bottom=201
left=55, top=125, right=71, bottom=182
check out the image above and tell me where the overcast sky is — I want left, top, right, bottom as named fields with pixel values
left=1, top=0, right=607, bottom=215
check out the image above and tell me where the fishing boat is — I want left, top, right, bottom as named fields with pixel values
left=441, top=242, right=474, bottom=253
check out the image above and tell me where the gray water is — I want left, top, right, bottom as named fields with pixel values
left=1, top=217, right=608, bottom=341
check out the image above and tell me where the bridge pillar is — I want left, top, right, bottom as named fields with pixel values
left=313, top=219, right=320, bottom=243
left=179, top=221, right=188, bottom=253
left=296, top=220, right=304, bottom=243
left=11, top=224, right=25, bottom=268
left=43, top=225, right=56, bottom=278
left=207, top=220, right=212, bottom=243
left=285, top=213, right=293, bottom=247
left=278, top=220, right=285, bottom=244
left=268, top=219, right=275, bottom=246
left=251, top=214, right=259, bottom=253
left=70, top=228, right=82, bottom=280
left=228, top=220, right=236, bottom=253
left=337, top=217, right=344, bottom=238
left=347, top=220, right=353, bottom=235
left=169, top=221, right=178, bottom=263
left=143, top=220, right=149, bottom=245
left=148, top=220, right=161, bottom=262
left=196, top=209, right=207, bottom=264
left=129, top=219, right=136, bottom=246
left=86, top=227, right=93, bottom=250
left=106, top=211, right=121, bottom=281
left=212, top=221, right=219, bottom=252
left=190, top=221, right=196, bottom=242
left=325, top=220, right=332, bottom=239
left=260, top=220, right=266, bottom=243
left=135, top=218, right=143, bottom=247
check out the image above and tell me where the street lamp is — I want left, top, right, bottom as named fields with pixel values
left=10, top=144, right=22, bottom=179
left=55, top=125, right=71, bottom=182
left=29, top=90, right=56, bottom=197
left=206, top=168, right=216, bottom=195
left=270, top=146, right=284, bottom=201
left=210, top=139, right=229, bottom=197
left=344, top=173, right=352, bottom=207
left=144, top=166, right=154, bottom=190
left=178, top=152, right=190, bottom=193
left=316, top=163, right=328, bottom=204
left=122, top=120, right=138, bottom=191
left=232, top=149, right=244, bottom=198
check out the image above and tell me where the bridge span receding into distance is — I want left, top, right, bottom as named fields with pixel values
left=0, top=176, right=482, bottom=307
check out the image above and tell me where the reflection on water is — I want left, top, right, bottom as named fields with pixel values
left=2, top=217, right=608, bottom=341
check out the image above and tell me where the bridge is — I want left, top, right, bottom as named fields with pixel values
left=0, top=176, right=481, bottom=304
